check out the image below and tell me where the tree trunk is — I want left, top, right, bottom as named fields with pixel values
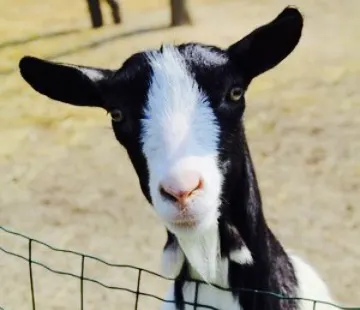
left=87, top=0, right=103, bottom=28
left=106, top=0, right=121, bottom=24
left=170, top=0, right=192, bottom=27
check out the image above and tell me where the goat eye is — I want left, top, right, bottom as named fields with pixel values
left=109, top=109, right=124, bottom=122
left=228, top=86, right=244, bottom=102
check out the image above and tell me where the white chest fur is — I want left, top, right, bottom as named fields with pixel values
left=161, top=245, right=335, bottom=310
left=162, top=281, right=242, bottom=310
left=161, top=224, right=253, bottom=310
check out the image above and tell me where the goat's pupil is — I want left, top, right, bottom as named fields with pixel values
left=229, top=87, right=243, bottom=101
left=110, top=110, right=123, bottom=122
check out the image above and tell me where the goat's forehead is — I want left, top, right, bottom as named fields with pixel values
left=119, top=44, right=228, bottom=84
left=143, top=45, right=225, bottom=113
left=143, top=44, right=228, bottom=100
left=112, top=44, right=228, bottom=118
left=139, top=45, right=221, bottom=166
left=179, top=44, right=228, bottom=67
left=145, top=44, right=228, bottom=74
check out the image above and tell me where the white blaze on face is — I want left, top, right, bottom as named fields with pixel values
left=141, top=46, right=224, bottom=282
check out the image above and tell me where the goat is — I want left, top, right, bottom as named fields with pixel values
left=19, top=7, right=334, bottom=310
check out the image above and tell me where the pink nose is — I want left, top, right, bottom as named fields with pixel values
left=160, top=170, right=203, bottom=208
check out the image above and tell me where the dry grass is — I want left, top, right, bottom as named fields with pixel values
left=0, top=0, right=359, bottom=309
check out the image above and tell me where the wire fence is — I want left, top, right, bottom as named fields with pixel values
left=0, top=225, right=359, bottom=310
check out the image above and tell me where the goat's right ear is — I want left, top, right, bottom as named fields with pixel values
left=19, top=56, right=114, bottom=108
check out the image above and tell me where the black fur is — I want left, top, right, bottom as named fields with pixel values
left=18, top=7, right=303, bottom=310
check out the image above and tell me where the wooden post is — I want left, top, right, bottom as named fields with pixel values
left=87, top=0, right=103, bottom=28
left=170, top=0, right=192, bottom=26
left=106, top=0, right=121, bottom=24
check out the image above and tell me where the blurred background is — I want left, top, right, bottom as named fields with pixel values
left=0, top=0, right=359, bottom=309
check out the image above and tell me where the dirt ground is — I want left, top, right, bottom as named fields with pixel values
left=0, top=0, right=359, bottom=309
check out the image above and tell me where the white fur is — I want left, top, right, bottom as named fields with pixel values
left=182, top=45, right=228, bottom=67
left=176, top=223, right=227, bottom=284
left=65, top=64, right=104, bottom=82
left=162, top=280, right=240, bottom=310
left=80, top=67, right=104, bottom=81
left=162, top=253, right=335, bottom=310
left=162, top=242, right=185, bottom=278
left=289, top=253, right=335, bottom=310
left=141, top=46, right=223, bottom=282
left=229, top=246, right=254, bottom=265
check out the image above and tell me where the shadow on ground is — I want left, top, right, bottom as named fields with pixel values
left=0, top=24, right=168, bottom=75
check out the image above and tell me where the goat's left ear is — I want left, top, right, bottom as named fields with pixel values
left=19, top=56, right=114, bottom=108
left=228, top=7, right=303, bottom=81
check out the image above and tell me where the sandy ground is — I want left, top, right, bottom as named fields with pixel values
left=0, top=0, right=359, bottom=309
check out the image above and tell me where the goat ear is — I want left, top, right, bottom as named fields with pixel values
left=19, top=56, right=114, bottom=108
left=228, top=7, right=303, bottom=81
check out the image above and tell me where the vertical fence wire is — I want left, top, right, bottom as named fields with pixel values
left=80, top=255, right=85, bottom=310
left=28, top=239, right=36, bottom=310
left=134, top=269, right=142, bottom=310
left=252, top=289, right=257, bottom=310
left=194, top=281, right=200, bottom=310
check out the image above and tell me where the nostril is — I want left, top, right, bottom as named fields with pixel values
left=194, top=178, right=203, bottom=192
left=159, top=186, right=178, bottom=203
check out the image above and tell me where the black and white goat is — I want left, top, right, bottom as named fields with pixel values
left=19, top=7, right=334, bottom=310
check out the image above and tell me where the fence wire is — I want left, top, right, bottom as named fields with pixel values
left=0, top=225, right=359, bottom=310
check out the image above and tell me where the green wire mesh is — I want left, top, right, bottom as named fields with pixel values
left=0, top=225, right=359, bottom=310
